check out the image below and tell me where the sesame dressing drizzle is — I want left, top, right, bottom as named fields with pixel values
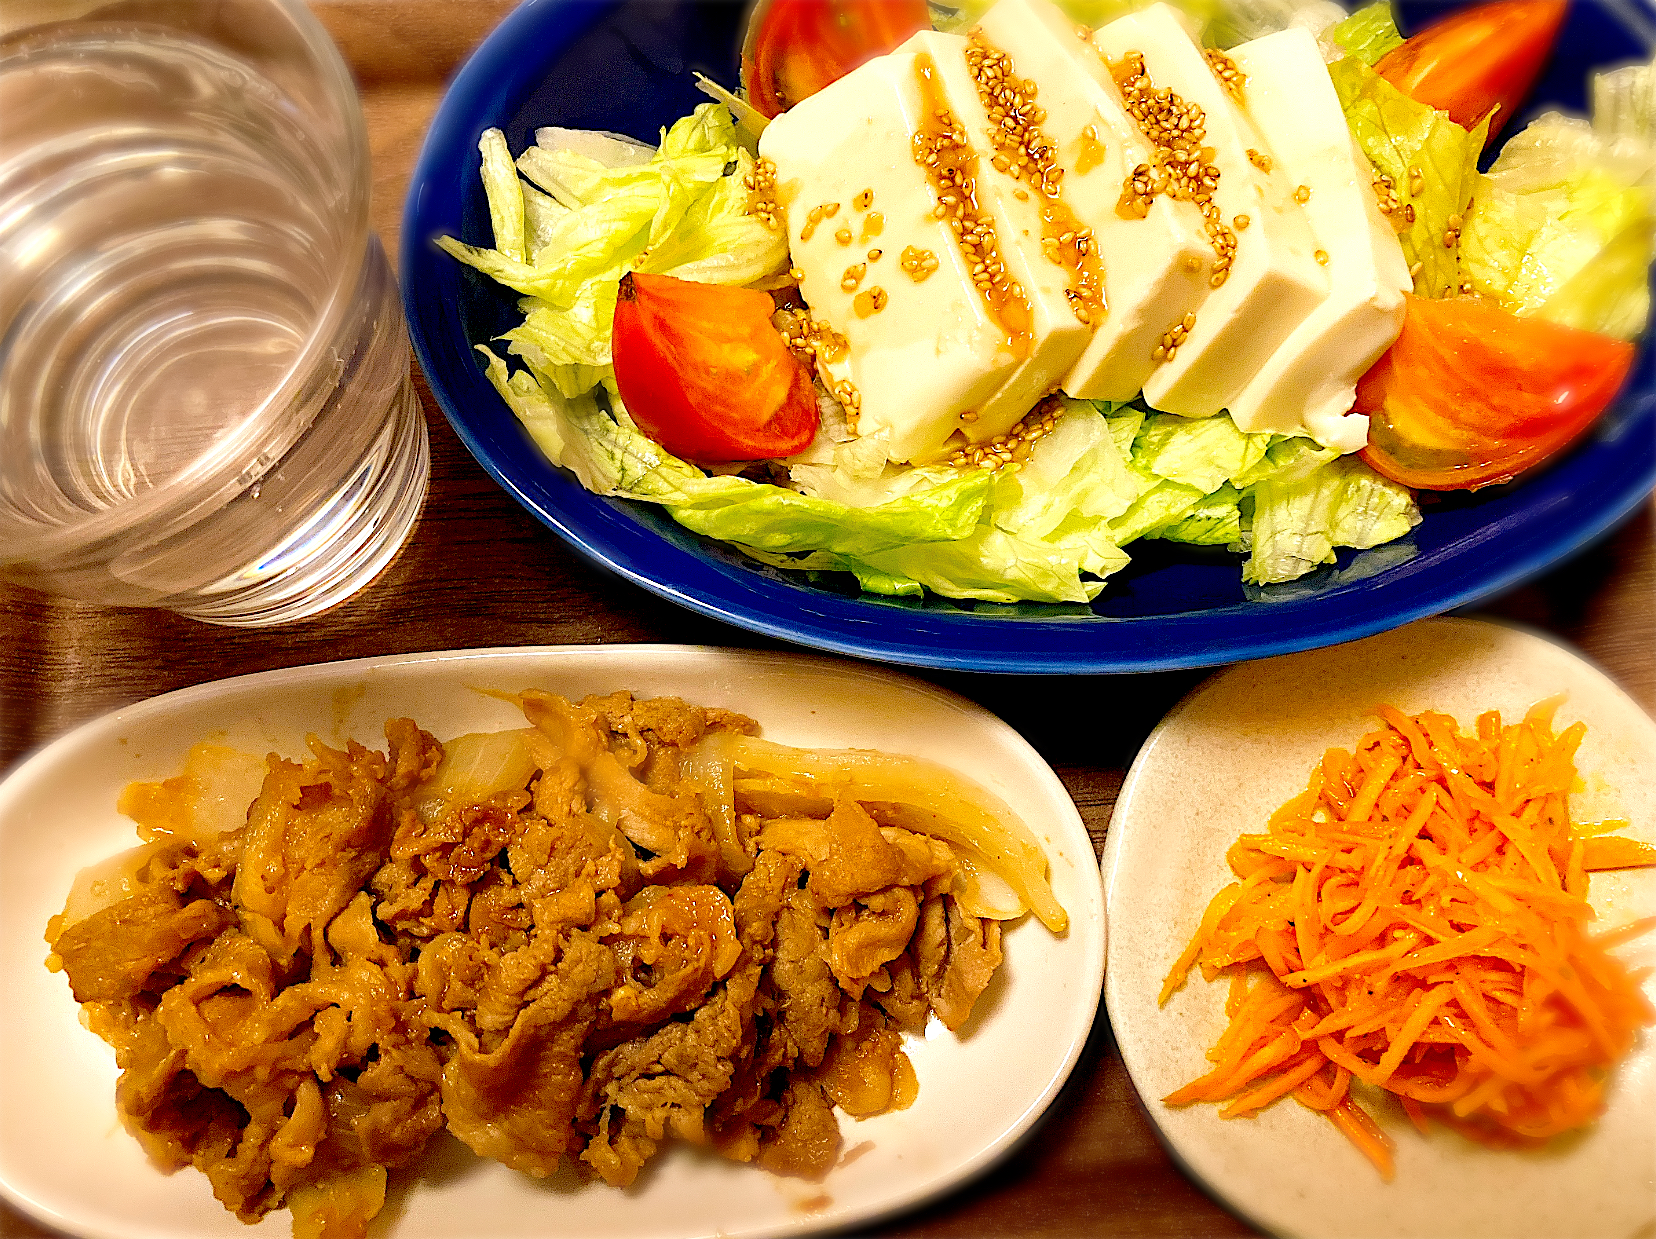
left=947, top=394, right=1063, bottom=469
left=964, top=29, right=1105, bottom=326
left=744, top=157, right=783, bottom=231
left=911, top=52, right=1034, bottom=359
left=1109, top=51, right=1235, bottom=292
left=776, top=308, right=859, bottom=430
left=1075, top=124, right=1106, bottom=175
left=1203, top=48, right=1247, bottom=104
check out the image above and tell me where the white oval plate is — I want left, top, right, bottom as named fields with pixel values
left=0, top=646, right=1104, bottom=1239
left=1102, top=617, right=1656, bottom=1239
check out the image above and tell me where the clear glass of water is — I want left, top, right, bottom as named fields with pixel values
left=0, top=0, right=429, bottom=626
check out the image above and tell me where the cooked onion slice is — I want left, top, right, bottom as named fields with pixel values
left=416, top=728, right=540, bottom=821
left=729, top=736, right=1066, bottom=932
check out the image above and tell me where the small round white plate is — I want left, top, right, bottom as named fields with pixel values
left=0, top=646, right=1105, bottom=1239
left=1102, top=617, right=1656, bottom=1239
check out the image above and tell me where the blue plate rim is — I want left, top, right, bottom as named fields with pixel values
left=401, top=0, right=1656, bottom=676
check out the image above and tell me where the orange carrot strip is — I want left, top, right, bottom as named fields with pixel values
left=1582, top=837, right=1656, bottom=871
left=1219, top=1052, right=1329, bottom=1118
left=1328, top=1098, right=1396, bottom=1180
left=1163, top=705, right=1655, bottom=1179
left=1372, top=985, right=1456, bottom=1085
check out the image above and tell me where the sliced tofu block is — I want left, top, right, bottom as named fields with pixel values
left=759, top=43, right=1087, bottom=465
left=758, top=56, right=1002, bottom=464
left=897, top=30, right=1094, bottom=435
left=1224, top=27, right=1410, bottom=451
left=976, top=0, right=1213, bottom=402
left=1092, top=4, right=1329, bottom=419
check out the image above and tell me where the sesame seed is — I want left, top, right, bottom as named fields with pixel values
left=1233, top=213, right=1250, bottom=230
left=1294, top=184, right=1311, bottom=204
left=747, top=156, right=783, bottom=231
left=834, top=226, right=853, bottom=245
left=1315, top=248, right=1329, bottom=265
left=853, top=188, right=874, bottom=211
left=960, top=29, right=1103, bottom=321
left=1203, top=47, right=1247, bottom=104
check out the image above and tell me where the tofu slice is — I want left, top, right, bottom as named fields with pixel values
left=896, top=30, right=1095, bottom=429
left=1092, top=4, right=1329, bottom=419
left=1223, top=27, right=1410, bottom=451
left=758, top=44, right=1088, bottom=465
left=976, top=0, right=1213, bottom=402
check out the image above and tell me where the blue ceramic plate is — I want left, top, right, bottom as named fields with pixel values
left=402, top=0, right=1656, bottom=674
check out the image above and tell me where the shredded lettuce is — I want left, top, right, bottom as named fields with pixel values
left=477, top=129, right=527, bottom=264
left=1594, top=56, right=1656, bottom=146
left=1243, top=455, right=1420, bottom=585
left=1108, top=413, right=1405, bottom=580
left=1461, top=108, right=1656, bottom=339
left=1327, top=1, right=1402, bottom=65
left=437, top=104, right=789, bottom=391
left=481, top=346, right=993, bottom=554
left=1151, top=484, right=1244, bottom=546
left=766, top=401, right=1143, bottom=604
left=1129, top=413, right=1273, bottom=493
left=1329, top=56, right=1489, bottom=298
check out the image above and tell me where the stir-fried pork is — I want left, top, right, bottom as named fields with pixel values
left=46, top=692, right=1011, bottom=1237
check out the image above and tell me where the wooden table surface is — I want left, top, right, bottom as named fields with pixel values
left=1, top=5, right=1652, bottom=1237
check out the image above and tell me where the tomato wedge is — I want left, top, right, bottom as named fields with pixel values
left=742, top=0, right=932, bottom=118
left=611, top=272, right=819, bottom=465
left=1355, top=295, right=1635, bottom=491
left=1376, top=0, right=1567, bottom=141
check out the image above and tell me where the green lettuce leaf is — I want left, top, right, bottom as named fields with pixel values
left=1540, top=217, right=1656, bottom=339
left=478, top=128, right=527, bottom=264
left=1329, top=56, right=1489, bottom=298
left=779, top=399, right=1140, bottom=603
left=440, top=104, right=789, bottom=397
left=1243, top=456, right=1420, bottom=585
left=1149, top=483, right=1244, bottom=546
left=1460, top=111, right=1656, bottom=338
left=481, top=346, right=994, bottom=558
left=1328, top=2, right=1403, bottom=65
left=1130, top=413, right=1273, bottom=493
left=1593, top=56, right=1656, bottom=145
left=637, top=148, right=790, bottom=286
left=501, top=281, right=618, bottom=399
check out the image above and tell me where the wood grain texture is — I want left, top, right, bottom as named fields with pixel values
left=0, top=3, right=1652, bottom=1237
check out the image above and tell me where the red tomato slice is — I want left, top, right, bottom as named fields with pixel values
left=611, top=272, right=820, bottom=465
left=1375, top=0, right=1567, bottom=141
left=743, top=0, right=932, bottom=118
left=1355, top=295, right=1635, bottom=491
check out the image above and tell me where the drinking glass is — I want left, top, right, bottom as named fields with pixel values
left=0, top=0, right=429, bottom=625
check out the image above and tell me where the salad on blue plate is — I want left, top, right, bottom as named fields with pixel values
left=437, top=0, right=1653, bottom=606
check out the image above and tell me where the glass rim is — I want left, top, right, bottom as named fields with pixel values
left=0, top=0, right=375, bottom=565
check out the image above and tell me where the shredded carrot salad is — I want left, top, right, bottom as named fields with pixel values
left=1160, top=701, right=1656, bottom=1180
